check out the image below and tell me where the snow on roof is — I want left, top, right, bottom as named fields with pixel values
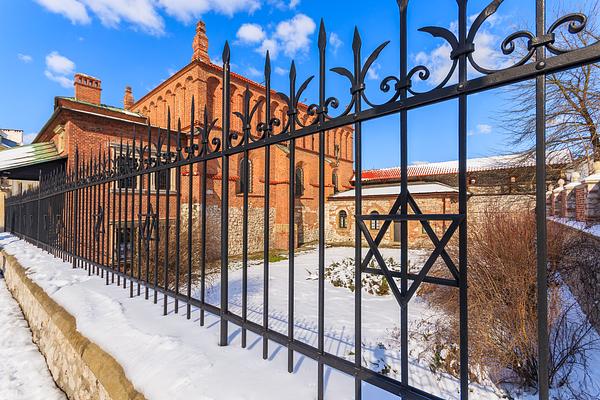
left=0, top=142, right=63, bottom=172
left=332, top=182, right=458, bottom=199
left=57, top=96, right=144, bottom=118
left=359, top=151, right=571, bottom=183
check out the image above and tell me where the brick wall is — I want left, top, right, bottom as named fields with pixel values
left=547, top=169, right=600, bottom=224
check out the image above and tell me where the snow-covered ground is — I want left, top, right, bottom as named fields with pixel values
left=0, top=268, right=66, bottom=400
left=2, top=233, right=598, bottom=399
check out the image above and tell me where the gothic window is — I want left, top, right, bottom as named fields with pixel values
left=370, top=211, right=380, bottom=230
left=339, top=210, right=348, bottom=229
left=237, top=157, right=253, bottom=194
left=295, top=166, right=304, bottom=198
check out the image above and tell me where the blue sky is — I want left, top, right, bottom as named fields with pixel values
left=0, top=0, right=574, bottom=169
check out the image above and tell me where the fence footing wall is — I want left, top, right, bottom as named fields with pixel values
left=0, top=249, right=146, bottom=400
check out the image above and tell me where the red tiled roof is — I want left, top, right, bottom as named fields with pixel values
left=358, top=152, right=570, bottom=183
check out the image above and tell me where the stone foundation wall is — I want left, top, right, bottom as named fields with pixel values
left=0, top=251, right=145, bottom=400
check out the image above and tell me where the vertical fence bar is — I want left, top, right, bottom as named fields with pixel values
left=73, top=149, right=79, bottom=269
left=317, top=21, right=326, bottom=399
left=352, top=27, right=363, bottom=400
left=37, top=170, right=42, bottom=247
left=86, top=160, right=91, bottom=273
left=535, top=0, right=549, bottom=398
left=129, top=135, right=136, bottom=297
left=175, top=121, right=182, bottom=313
left=124, top=142, right=130, bottom=287
left=457, top=1, right=469, bottom=399
left=145, top=123, right=152, bottom=300
left=399, top=0, right=409, bottom=387
left=137, top=134, right=143, bottom=297
left=262, top=51, right=272, bottom=360
left=164, top=112, right=172, bottom=316
left=154, top=128, right=162, bottom=304
left=242, top=142, right=249, bottom=347
left=219, top=42, right=231, bottom=347
left=118, top=136, right=123, bottom=286
left=288, top=63, right=297, bottom=375
left=93, top=156, right=98, bottom=275
left=186, top=99, right=195, bottom=320
left=102, top=150, right=107, bottom=281
left=111, top=148, right=117, bottom=284
left=200, top=114, right=207, bottom=326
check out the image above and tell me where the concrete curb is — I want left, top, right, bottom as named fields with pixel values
left=1, top=249, right=146, bottom=400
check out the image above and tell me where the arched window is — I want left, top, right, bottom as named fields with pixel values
left=295, top=166, right=304, bottom=197
left=370, top=211, right=380, bottom=230
left=339, top=210, right=348, bottom=229
left=237, top=157, right=252, bottom=194
left=332, top=171, right=339, bottom=193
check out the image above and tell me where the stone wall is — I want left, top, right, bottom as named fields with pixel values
left=0, top=251, right=145, bottom=400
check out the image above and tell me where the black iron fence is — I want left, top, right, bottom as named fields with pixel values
left=5, top=1, right=600, bottom=399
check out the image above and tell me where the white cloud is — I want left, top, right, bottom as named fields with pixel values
left=45, top=71, right=73, bottom=88
left=35, top=0, right=90, bottom=24
left=237, top=23, right=266, bottom=44
left=268, top=0, right=300, bottom=10
left=477, top=124, right=492, bottom=134
left=45, top=51, right=75, bottom=88
left=84, top=0, right=164, bottom=35
left=17, top=53, right=33, bottom=63
left=274, top=14, right=315, bottom=58
left=367, top=62, right=381, bottom=80
left=274, top=66, right=287, bottom=76
left=35, top=0, right=262, bottom=36
left=246, top=66, right=262, bottom=78
left=329, top=32, right=342, bottom=54
left=257, top=38, right=279, bottom=58
left=46, top=51, right=75, bottom=75
left=158, top=0, right=260, bottom=24
left=244, top=14, right=316, bottom=59
left=468, top=123, right=493, bottom=136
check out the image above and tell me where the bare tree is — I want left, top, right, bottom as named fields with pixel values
left=502, top=0, right=600, bottom=170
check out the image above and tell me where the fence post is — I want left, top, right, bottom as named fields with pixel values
left=219, top=42, right=231, bottom=347
left=37, top=169, right=42, bottom=247
left=73, top=149, right=79, bottom=268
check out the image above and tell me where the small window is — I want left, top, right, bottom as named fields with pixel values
left=295, top=166, right=304, bottom=198
left=237, top=157, right=252, bottom=194
left=155, top=169, right=169, bottom=191
left=117, top=155, right=137, bottom=189
left=370, top=211, right=380, bottom=230
left=339, top=210, right=348, bottom=229
left=118, top=227, right=132, bottom=262
left=332, top=172, right=339, bottom=193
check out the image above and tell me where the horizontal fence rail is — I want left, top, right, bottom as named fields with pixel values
left=5, top=1, right=600, bottom=399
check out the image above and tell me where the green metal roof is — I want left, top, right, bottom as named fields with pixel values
left=57, top=96, right=144, bottom=118
left=0, top=142, right=64, bottom=172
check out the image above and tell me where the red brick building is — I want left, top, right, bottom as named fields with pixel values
left=24, top=20, right=354, bottom=258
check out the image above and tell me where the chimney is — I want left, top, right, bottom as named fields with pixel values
left=192, top=20, right=210, bottom=63
left=124, top=86, right=134, bottom=109
left=74, top=73, right=102, bottom=105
